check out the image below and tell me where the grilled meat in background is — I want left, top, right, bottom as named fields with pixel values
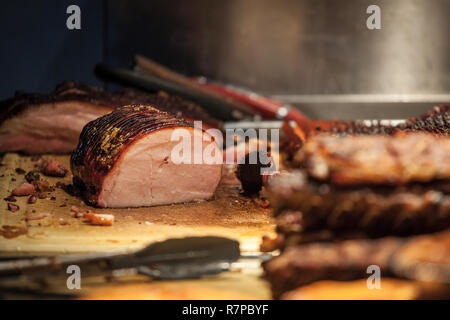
left=0, top=81, right=222, bottom=154
left=292, top=105, right=449, bottom=142
left=237, top=105, right=450, bottom=195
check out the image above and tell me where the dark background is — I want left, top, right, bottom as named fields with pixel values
left=1, top=0, right=449, bottom=119
left=0, top=1, right=104, bottom=97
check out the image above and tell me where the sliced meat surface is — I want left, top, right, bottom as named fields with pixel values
left=0, top=81, right=222, bottom=154
left=71, top=105, right=222, bottom=208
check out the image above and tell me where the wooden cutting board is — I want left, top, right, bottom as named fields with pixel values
left=0, top=153, right=275, bottom=255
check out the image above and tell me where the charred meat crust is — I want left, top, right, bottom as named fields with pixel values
left=0, top=81, right=222, bottom=129
left=293, top=104, right=449, bottom=140
left=280, top=105, right=449, bottom=158
left=71, top=105, right=193, bottom=206
left=401, top=105, right=449, bottom=136
left=308, top=104, right=449, bottom=138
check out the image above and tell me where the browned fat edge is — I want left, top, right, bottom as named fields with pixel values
left=71, top=105, right=194, bottom=206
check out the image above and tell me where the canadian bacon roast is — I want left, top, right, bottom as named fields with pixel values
left=71, top=105, right=222, bottom=208
left=0, top=81, right=222, bottom=154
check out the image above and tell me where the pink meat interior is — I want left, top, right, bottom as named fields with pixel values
left=98, top=127, right=222, bottom=207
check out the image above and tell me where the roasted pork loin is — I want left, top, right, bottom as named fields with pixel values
left=0, top=82, right=221, bottom=154
left=71, top=105, right=222, bottom=208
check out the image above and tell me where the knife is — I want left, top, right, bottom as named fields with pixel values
left=135, top=55, right=310, bottom=123
left=95, top=63, right=255, bottom=121
left=0, top=236, right=271, bottom=283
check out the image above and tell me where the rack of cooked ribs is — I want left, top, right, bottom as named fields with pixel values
left=262, top=121, right=450, bottom=298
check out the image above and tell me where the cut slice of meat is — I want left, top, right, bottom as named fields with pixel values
left=71, top=105, right=222, bottom=208
left=0, top=82, right=222, bottom=154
